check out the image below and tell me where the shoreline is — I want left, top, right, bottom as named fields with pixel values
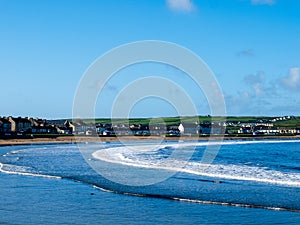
left=1, top=135, right=300, bottom=146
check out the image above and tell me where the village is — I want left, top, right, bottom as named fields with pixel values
left=0, top=116, right=299, bottom=138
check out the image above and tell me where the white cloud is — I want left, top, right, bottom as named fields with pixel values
left=251, top=0, right=276, bottom=5
left=279, top=67, right=300, bottom=91
left=224, top=91, right=270, bottom=115
left=224, top=68, right=300, bottom=115
left=244, top=72, right=265, bottom=96
left=166, top=0, right=195, bottom=12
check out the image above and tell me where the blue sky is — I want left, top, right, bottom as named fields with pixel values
left=1, top=0, right=300, bottom=119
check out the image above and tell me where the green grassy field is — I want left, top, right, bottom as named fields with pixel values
left=78, top=116, right=300, bottom=129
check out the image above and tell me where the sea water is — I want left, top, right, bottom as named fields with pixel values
left=0, top=139, right=299, bottom=224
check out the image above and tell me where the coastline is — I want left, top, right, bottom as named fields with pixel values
left=1, top=135, right=300, bottom=146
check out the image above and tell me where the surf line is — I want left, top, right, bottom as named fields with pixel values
left=171, top=197, right=300, bottom=213
left=0, top=163, right=62, bottom=179
left=92, top=182, right=300, bottom=213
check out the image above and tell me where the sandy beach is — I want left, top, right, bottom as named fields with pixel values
left=1, top=134, right=300, bottom=146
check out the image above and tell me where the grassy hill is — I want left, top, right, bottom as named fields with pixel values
left=79, top=116, right=300, bottom=129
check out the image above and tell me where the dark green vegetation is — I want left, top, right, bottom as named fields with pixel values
left=84, top=116, right=209, bottom=125
left=273, top=117, right=300, bottom=128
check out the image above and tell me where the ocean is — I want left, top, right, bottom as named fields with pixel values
left=0, top=139, right=299, bottom=224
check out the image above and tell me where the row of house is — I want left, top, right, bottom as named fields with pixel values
left=238, top=124, right=299, bottom=135
left=1, top=116, right=299, bottom=137
left=0, top=117, right=221, bottom=137
left=0, top=116, right=76, bottom=136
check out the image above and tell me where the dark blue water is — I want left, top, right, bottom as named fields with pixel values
left=0, top=140, right=299, bottom=224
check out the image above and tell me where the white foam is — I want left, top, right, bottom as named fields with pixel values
left=171, top=197, right=300, bottom=212
left=92, top=140, right=300, bottom=187
left=0, top=163, right=61, bottom=179
left=2, top=150, right=23, bottom=157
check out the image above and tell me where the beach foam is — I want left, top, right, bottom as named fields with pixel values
left=0, top=163, right=62, bottom=179
left=92, top=139, right=300, bottom=187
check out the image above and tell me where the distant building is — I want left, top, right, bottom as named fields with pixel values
left=166, top=125, right=180, bottom=136
left=253, top=124, right=279, bottom=135
left=178, top=123, right=199, bottom=135
left=178, top=124, right=185, bottom=134
left=148, top=123, right=166, bottom=136
left=29, top=118, right=57, bottom=134
left=8, top=116, right=31, bottom=133
left=238, top=126, right=252, bottom=134
left=277, top=128, right=296, bottom=135
left=199, top=123, right=211, bottom=135
left=71, top=119, right=97, bottom=135
left=199, top=123, right=225, bottom=135
left=0, top=117, right=11, bottom=134
left=71, top=119, right=85, bottom=134
left=47, top=120, right=74, bottom=134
